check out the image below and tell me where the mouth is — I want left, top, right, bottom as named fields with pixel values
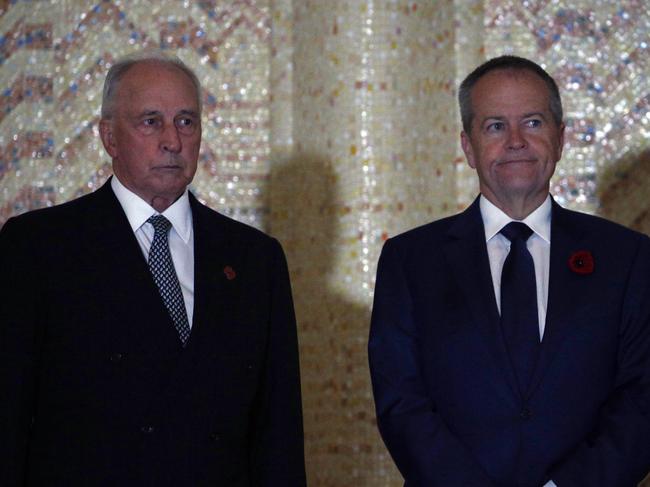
left=497, top=158, right=536, bottom=165
left=153, top=163, right=184, bottom=171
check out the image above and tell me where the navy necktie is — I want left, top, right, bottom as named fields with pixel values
left=500, top=222, right=539, bottom=394
left=147, top=215, right=191, bottom=346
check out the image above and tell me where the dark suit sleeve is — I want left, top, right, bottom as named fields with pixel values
left=549, top=235, right=650, bottom=486
left=368, top=239, right=496, bottom=486
left=249, top=238, right=306, bottom=486
left=0, top=218, right=42, bottom=486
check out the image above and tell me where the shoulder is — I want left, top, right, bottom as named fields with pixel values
left=190, top=195, right=283, bottom=254
left=553, top=205, right=650, bottom=286
left=0, top=190, right=111, bottom=272
left=1, top=189, right=102, bottom=238
left=383, top=212, right=466, bottom=253
left=377, top=212, right=469, bottom=274
left=555, top=204, right=649, bottom=248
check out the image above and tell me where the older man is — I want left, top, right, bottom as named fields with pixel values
left=0, top=51, right=306, bottom=486
left=369, top=55, right=650, bottom=486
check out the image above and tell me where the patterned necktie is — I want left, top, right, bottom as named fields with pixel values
left=500, top=221, right=540, bottom=394
left=147, top=215, right=191, bottom=346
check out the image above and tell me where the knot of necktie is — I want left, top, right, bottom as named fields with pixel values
left=500, top=221, right=533, bottom=243
left=147, top=214, right=172, bottom=235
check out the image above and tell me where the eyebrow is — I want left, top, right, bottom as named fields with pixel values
left=478, top=116, right=505, bottom=127
left=177, top=109, right=200, bottom=118
left=137, top=109, right=200, bottom=118
left=521, top=111, right=547, bottom=119
left=480, top=111, right=548, bottom=124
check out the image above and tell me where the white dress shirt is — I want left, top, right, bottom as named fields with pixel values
left=480, top=194, right=551, bottom=340
left=111, top=176, right=195, bottom=327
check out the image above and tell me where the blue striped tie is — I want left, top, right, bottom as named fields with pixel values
left=147, top=215, right=190, bottom=346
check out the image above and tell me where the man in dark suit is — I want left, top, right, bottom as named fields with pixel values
left=369, top=55, right=650, bottom=486
left=0, top=50, right=306, bottom=486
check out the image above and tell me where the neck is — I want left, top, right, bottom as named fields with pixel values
left=150, top=196, right=175, bottom=213
left=484, top=192, right=547, bottom=220
left=111, top=170, right=185, bottom=214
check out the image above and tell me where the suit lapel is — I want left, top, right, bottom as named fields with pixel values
left=443, top=198, right=521, bottom=402
left=188, top=196, right=226, bottom=343
left=527, top=200, right=589, bottom=397
left=179, top=194, right=240, bottom=359
left=81, top=180, right=182, bottom=353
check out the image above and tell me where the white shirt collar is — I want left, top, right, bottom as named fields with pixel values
left=110, top=175, right=192, bottom=243
left=480, top=194, right=552, bottom=244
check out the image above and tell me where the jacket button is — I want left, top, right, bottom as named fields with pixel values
left=141, top=425, right=155, bottom=434
left=520, top=408, right=531, bottom=420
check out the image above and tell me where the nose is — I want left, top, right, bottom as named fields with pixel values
left=160, top=123, right=181, bottom=153
left=507, top=126, right=527, bottom=150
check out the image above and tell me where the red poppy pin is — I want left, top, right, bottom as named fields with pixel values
left=223, top=265, right=236, bottom=280
left=568, top=250, right=594, bottom=275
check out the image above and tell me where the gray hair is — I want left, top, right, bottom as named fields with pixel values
left=101, top=49, right=202, bottom=119
left=458, top=55, right=563, bottom=133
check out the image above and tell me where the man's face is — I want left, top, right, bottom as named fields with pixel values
left=461, top=69, right=564, bottom=213
left=100, top=62, right=201, bottom=210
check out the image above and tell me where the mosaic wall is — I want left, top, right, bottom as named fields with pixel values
left=481, top=0, right=650, bottom=226
left=272, top=2, right=456, bottom=484
left=0, top=0, right=271, bottom=227
left=1, top=1, right=648, bottom=486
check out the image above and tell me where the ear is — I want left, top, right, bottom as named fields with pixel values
left=99, top=119, right=117, bottom=158
left=460, top=131, right=476, bottom=169
left=556, top=122, right=566, bottom=161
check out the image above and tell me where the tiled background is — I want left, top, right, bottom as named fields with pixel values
left=1, top=1, right=648, bottom=485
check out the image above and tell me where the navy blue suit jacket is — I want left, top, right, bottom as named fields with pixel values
left=0, top=180, right=306, bottom=486
left=369, top=197, right=650, bottom=487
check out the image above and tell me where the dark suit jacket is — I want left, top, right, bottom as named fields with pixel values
left=0, top=180, right=306, bottom=486
left=369, top=197, right=650, bottom=487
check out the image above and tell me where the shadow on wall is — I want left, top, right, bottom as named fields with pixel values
left=599, top=150, right=650, bottom=487
left=268, top=156, right=397, bottom=486
left=597, top=148, right=650, bottom=237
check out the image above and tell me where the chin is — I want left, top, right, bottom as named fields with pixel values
left=153, top=181, right=186, bottom=197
